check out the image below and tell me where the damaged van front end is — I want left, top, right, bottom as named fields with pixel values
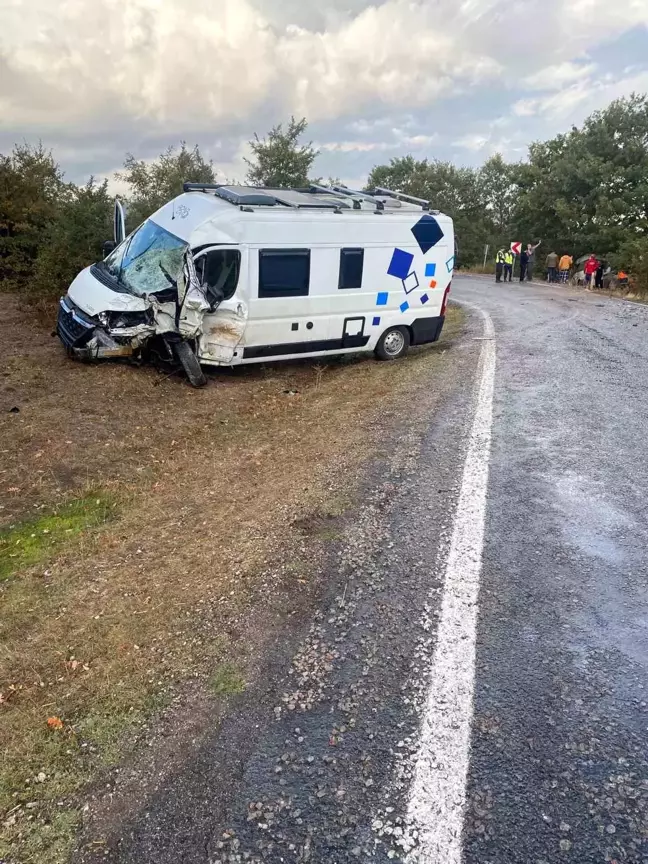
left=56, top=200, right=215, bottom=386
left=57, top=296, right=156, bottom=360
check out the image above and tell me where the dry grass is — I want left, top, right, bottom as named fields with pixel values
left=0, top=294, right=464, bottom=862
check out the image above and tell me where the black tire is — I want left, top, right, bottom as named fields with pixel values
left=375, top=326, right=411, bottom=361
left=174, top=341, right=207, bottom=388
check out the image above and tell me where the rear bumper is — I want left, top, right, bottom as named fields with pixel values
left=411, top=315, right=445, bottom=345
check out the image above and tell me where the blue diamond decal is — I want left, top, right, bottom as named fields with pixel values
left=388, top=248, right=414, bottom=280
left=420, top=293, right=429, bottom=305
left=400, top=301, right=410, bottom=313
left=376, top=292, right=389, bottom=306
left=446, top=256, right=455, bottom=272
left=425, top=263, right=437, bottom=277
left=372, top=316, right=381, bottom=326
left=412, top=215, right=444, bottom=254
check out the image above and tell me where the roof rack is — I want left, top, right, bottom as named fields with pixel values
left=181, top=182, right=433, bottom=213
left=183, top=183, right=279, bottom=207
left=369, top=186, right=431, bottom=212
left=331, top=185, right=385, bottom=211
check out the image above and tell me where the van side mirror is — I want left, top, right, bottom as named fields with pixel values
left=103, top=240, right=117, bottom=258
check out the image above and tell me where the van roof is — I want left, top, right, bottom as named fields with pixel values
left=181, top=183, right=440, bottom=215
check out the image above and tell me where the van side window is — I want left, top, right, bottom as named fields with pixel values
left=339, top=248, right=364, bottom=289
left=194, top=249, right=240, bottom=303
left=259, top=249, right=310, bottom=298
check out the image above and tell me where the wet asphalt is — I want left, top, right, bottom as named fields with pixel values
left=77, top=277, right=648, bottom=863
left=457, top=277, right=648, bottom=864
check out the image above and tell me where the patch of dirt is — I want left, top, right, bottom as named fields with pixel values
left=0, top=292, right=465, bottom=863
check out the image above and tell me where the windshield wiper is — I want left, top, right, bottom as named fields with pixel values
left=91, top=261, right=133, bottom=295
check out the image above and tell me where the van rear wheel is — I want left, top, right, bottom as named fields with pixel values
left=174, top=341, right=207, bottom=388
left=375, top=326, right=410, bottom=361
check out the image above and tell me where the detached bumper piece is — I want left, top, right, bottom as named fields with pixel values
left=57, top=298, right=134, bottom=360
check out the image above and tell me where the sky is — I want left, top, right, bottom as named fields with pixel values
left=1, top=0, right=648, bottom=189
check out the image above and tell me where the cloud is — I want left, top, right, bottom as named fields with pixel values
left=512, top=68, right=648, bottom=121
left=522, top=61, right=597, bottom=91
left=1, top=0, right=647, bottom=184
left=454, top=134, right=490, bottom=151
left=0, top=0, right=502, bottom=135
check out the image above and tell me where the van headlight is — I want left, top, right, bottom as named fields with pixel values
left=97, top=310, right=153, bottom=329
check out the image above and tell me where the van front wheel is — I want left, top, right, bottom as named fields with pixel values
left=174, top=341, right=208, bottom=388
left=375, top=326, right=410, bottom=361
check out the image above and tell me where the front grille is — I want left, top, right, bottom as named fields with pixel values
left=57, top=298, right=96, bottom=349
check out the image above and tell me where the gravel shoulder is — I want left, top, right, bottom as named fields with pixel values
left=70, top=306, right=484, bottom=864
left=0, top=293, right=475, bottom=864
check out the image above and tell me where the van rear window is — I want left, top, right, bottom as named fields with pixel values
left=259, top=249, right=310, bottom=298
left=339, top=248, right=364, bottom=289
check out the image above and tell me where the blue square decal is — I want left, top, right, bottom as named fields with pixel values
left=372, top=316, right=381, bottom=326
left=388, top=248, right=414, bottom=280
left=412, top=215, right=444, bottom=254
left=376, top=292, right=389, bottom=306
left=420, top=293, right=429, bottom=305
left=400, top=301, right=410, bottom=313
left=425, top=263, right=437, bottom=278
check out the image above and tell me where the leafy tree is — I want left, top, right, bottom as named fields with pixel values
left=32, top=178, right=113, bottom=299
left=0, top=142, right=65, bottom=291
left=513, top=95, right=648, bottom=262
left=117, top=143, right=215, bottom=227
left=478, top=154, right=518, bottom=241
left=245, top=117, right=319, bottom=188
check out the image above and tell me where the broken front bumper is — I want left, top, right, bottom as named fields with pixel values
left=57, top=298, right=152, bottom=359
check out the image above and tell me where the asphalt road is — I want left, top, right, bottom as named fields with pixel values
left=457, top=276, right=648, bottom=864
left=78, top=276, right=648, bottom=864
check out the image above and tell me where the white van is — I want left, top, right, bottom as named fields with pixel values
left=57, top=184, right=455, bottom=386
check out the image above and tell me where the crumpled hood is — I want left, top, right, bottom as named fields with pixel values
left=68, top=266, right=149, bottom=316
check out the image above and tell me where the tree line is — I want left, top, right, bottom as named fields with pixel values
left=2, top=97, right=647, bottom=302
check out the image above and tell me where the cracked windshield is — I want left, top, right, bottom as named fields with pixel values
left=105, top=220, right=186, bottom=296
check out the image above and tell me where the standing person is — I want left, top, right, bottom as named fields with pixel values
left=584, top=254, right=598, bottom=287
left=520, top=247, right=529, bottom=282
left=545, top=251, right=559, bottom=283
left=595, top=258, right=607, bottom=289
left=526, top=240, right=542, bottom=281
left=495, top=248, right=506, bottom=283
left=504, top=249, right=514, bottom=282
left=559, top=252, right=573, bottom=283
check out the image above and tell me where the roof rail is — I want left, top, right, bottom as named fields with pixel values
left=331, top=185, right=385, bottom=211
left=183, top=182, right=223, bottom=193
left=370, top=186, right=431, bottom=211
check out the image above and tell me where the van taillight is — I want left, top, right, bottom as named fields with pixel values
left=441, top=282, right=452, bottom=316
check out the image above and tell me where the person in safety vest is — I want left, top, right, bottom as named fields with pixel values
left=495, top=249, right=506, bottom=283
left=504, top=250, right=514, bottom=282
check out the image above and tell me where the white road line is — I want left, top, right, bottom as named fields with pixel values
left=405, top=306, right=496, bottom=864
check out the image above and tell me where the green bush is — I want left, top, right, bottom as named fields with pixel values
left=0, top=143, right=65, bottom=292
left=31, top=179, right=112, bottom=299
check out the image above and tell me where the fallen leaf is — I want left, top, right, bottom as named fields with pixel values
left=47, top=716, right=63, bottom=730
